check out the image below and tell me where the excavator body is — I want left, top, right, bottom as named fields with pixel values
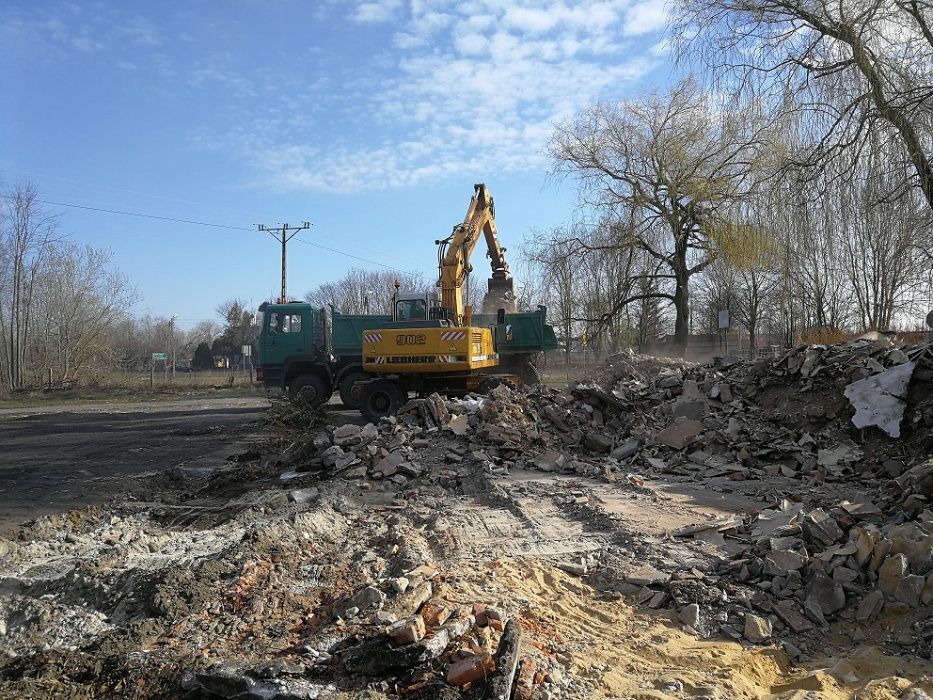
left=358, top=183, right=524, bottom=421
left=362, top=324, right=498, bottom=375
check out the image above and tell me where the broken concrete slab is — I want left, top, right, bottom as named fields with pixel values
left=744, top=613, right=772, bottom=643
left=764, top=550, right=806, bottom=577
left=806, top=574, right=846, bottom=617
left=802, top=509, right=844, bottom=547
left=534, top=450, right=567, bottom=472
left=843, top=361, right=916, bottom=437
left=878, top=554, right=909, bottom=596
left=672, top=399, right=706, bottom=421
left=895, top=575, right=925, bottom=607
left=654, top=417, right=705, bottom=449
left=626, top=564, right=670, bottom=587
left=856, top=590, right=885, bottom=623
left=611, top=438, right=643, bottom=460
left=447, top=413, right=470, bottom=436
left=333, top=424, right=362, bottom=447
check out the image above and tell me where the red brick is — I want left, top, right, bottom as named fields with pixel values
left=446, top=653, right=495, bottom=686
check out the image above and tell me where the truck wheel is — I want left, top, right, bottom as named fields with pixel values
left=338, top=370, right=371, bottom=410
left=360, top=379, right=404, bottom=423
left=519, top=361, right=541, bottom=386
left=289, top=374, right=328, bottom=408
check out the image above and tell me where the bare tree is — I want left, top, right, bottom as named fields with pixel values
left=32, top=244, right=137, bottom=381
left=0, top=183, right=59, bottom=390
left=836, top=148, right=928, bottom=329
left=525, top=230, right=582, bottom=362
left=673, top=0, right=933, bottom=212
left=549, top=79, right=771, bottom=352
left=305, top=268, right=428, bottom=315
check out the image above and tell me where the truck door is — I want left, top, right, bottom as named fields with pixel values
left=263, top=309, right=306, bottom=364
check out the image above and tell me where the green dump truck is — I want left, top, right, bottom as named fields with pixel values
left=255, top=300, right=558, bottom=409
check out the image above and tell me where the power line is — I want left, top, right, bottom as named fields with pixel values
left=0, top=194, right=422, bottom=275
left=293, top=237, right=418, bottom=273
left=0, top=174, right=426, bottom=268
left=3, top=196, right=249, bottom=230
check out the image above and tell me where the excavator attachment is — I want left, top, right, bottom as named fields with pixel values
left=482, top=270, right=516, bottom=314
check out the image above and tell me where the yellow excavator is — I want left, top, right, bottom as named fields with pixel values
left=358, top=183, right=520, bottom=421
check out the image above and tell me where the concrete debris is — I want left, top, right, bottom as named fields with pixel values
left=446, top=652, right=495, bottom=686
left=3, top=336, right=933, bottom=698
left=844, top=361, right=916, bottom=437
left=654, top=417, right=705, bottom=449
left=743, top=613, right=772, bottom=644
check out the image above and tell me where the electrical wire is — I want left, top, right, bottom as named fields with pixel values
left=0, top=194, right=424, bottom=275
left=0, top=171, right=427, bottom=267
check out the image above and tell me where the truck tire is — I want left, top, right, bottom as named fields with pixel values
left=360, top=379, right=404, bottom=423
left=338, top=370, right=371, bottom=410
left=519, top=361, right=541, bottom=386
left=289, top=374, right=328, bottom=408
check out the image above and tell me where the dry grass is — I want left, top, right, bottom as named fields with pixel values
left=0, top=370, right=262, bottom=405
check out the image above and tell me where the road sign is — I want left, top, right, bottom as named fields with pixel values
left=241, top=345, right=253, bottom=356
left=152, top=352, right=168, bottom=361
left=718, top=310, right=730, bottom=330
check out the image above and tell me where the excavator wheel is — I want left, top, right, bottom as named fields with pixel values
left=360, top=379, right=405, bottom=423
left=338, top=370, right=371, bottom=410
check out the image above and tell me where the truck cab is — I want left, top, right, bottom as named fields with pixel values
left=255, top=301, right=334, bottom=407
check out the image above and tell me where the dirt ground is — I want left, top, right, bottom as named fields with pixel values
left=0, top=398, right=268, bottom=535
left=0, top=422, right=929, bottom=698
left=1, top=343, right=932, bottom=699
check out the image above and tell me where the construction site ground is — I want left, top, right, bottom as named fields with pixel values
left=0, top=398, right=269, bottom=536
left=1, top=342, right=932, bottom=699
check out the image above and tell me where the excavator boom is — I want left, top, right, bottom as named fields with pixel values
left=437, top=183, right=515, bottom=324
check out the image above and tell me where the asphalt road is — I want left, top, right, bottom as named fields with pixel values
left=0, top=398, right=269, bottom=535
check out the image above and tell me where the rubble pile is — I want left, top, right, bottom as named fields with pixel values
left=385, top=337, right=933, bottom=652
left=648, top=490, right=933, bottom=651
left=1, top=336, right=932, bottom=698
left=420, top=336, right=933, bottom=488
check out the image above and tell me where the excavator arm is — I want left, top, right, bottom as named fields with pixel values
left=436, top=183, right=515, bottom=324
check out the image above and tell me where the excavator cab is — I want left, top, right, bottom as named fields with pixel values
left=392, top=291, right=441, bottom=322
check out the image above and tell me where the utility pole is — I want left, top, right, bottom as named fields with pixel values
left=170, top=315, right=178, bottom=381
left=257, top=222, right=311, bottom=303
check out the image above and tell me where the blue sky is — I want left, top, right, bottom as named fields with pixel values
left=0, top=0, right=669, bottom=331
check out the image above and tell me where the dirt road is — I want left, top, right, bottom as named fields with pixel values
left=0, top=397, right=268, bottom=534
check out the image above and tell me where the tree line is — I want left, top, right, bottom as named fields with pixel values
left=0, top=183, right=259, bottom=392
left=528, top=0, right=933, bottom=357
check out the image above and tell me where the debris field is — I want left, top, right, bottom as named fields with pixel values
left=1, top=334, right=933, bottom=699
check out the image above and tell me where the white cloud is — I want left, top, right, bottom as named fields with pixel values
left=189, top=64, right=255, bottom=97
left=350, top=0, right=403, bottom=23
left=623, top=0, right=668, bottom=36
left=503, top=7, right=560, bottom=34
left=228, top=0, right=666, bottom=193
left=72, top=34, right=103, bottom=52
